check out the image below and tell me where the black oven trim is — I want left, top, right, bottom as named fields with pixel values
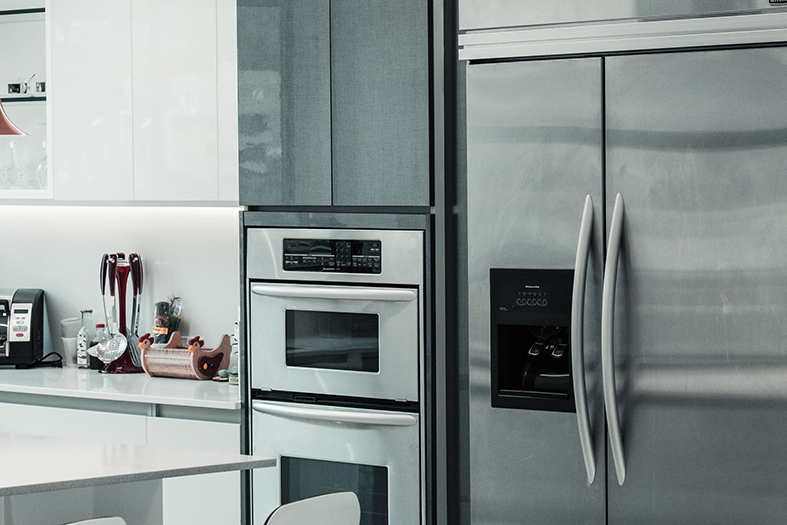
left=251, top=388, right=419, bottom=413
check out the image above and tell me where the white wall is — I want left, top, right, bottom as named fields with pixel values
left=0, top=205, right=240, bottom=356
left=0, top=1, right=45, bottom=9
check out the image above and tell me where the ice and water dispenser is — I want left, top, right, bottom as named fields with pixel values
left=490, top=269, right=575, bottom=412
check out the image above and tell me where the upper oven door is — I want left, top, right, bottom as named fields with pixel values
left=250, top=282, right=420, bottom=402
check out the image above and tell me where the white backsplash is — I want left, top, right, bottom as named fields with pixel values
left=0, top=205, right=240, bottom=357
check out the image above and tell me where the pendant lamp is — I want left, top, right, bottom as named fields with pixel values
left=0, top=98, right=26, bottom=135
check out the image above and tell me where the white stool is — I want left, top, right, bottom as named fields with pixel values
left=264, top=492, right=361, bottom=525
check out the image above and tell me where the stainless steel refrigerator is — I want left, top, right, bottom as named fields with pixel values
left=464, top=46, right=787, bottom=524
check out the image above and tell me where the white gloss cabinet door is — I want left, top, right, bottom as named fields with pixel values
left=216, top=0, right=239, bottom=202
left=0, top=402, right=147, bottom=445
left=146, top=417, right=242, bottom=525
left=132, top=0, right=220, bottom=201
left=50, top=0, right=134, bottom=201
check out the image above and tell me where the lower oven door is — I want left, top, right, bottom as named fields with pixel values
left=251, top=400, right=421, bottom=525
left=250, top=282, right=420, bottom=402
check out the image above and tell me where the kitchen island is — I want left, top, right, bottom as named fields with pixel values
left=0, top=431, right=273, bottom=525
left=0, top=368, right=245, bottom=525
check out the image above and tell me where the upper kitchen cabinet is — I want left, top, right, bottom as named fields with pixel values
left=50, top=0, right=238, bottom=203
left=330, top=0, right=429, bottom=206
left=0, top=2, right=51, bottom=199
left=50, top=0, right=134, bottom=201
left=237, top=0, right=332, bottom=206
left=132, top=0, right=238, bottom=201
left=238, top=0, right=430, bottom=207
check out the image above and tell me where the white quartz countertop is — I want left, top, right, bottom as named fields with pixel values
left=0, top=432, right=274, bottom=496
left=0, top=368, right=241, bottom=410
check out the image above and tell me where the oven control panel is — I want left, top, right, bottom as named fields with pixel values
left=283, top=238, right=382, bottom=274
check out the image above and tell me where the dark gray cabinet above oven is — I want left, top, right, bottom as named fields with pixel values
left=237, top=0, right=430, bottom=207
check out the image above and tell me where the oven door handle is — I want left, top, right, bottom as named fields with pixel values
left=251, top=401, right=418, bottom=427
left=251, top=284, right=417, bottom=302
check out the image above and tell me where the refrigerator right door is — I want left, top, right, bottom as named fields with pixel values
left=605, top=47, right=787, bottom=524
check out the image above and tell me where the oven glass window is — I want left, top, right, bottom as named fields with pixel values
left=281, top=456, right=388, bottom=525
left=285, top=310, right=380, bottom=372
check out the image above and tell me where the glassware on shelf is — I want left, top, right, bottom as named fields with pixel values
left=34, top=138, right=47, bottom=189
left=10, top=136, right=35, bottom=190
left=0, top=137, right=14, bottom=189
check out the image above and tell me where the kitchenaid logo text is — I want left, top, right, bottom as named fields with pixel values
left=524, top=285, right=540, bottom=289
left=770, top=0, right=786, bottom=4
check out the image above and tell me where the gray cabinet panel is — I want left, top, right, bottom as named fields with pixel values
left=238, top=0, right=331, bottom=206
left=606, top=47, right=787, bottom=524
left=331, top=0, right=430, bottom=206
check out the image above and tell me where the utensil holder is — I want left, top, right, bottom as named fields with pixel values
left=141, top=331, right=231, bottom=380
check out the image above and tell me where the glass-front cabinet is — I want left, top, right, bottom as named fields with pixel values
left=0, top=3, right=50, bottom=199
left=1, top=0, right=239, bottom=204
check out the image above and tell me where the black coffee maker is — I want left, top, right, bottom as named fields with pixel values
left=0, top=289, right=45, bottom=368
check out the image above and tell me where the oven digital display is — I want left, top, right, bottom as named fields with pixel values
left=283, top=238, right=382, bottom=274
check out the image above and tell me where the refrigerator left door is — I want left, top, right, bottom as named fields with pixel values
left=465, top=58, right=605, bottom=524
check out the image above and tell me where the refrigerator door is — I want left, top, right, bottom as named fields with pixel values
left=466, top=58, right=605, bottom=524
left=605, top=47, right=787, bottom=524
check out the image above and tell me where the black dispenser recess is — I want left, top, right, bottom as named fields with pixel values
left=490, top=269, right=575, bottom=412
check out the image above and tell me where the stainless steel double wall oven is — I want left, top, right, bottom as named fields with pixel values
left=246, top=226, right=425, bottom=525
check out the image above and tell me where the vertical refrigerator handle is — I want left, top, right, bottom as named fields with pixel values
left=572, top=194, right=596, bottom=485
left=602, top=192, right=626, bottom=485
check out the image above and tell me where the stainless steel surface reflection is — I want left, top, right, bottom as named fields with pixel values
left=459, top=0, right=784, bottom=31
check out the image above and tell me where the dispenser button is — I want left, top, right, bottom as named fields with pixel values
left=528, top=342, right=544, bottom=356
left=552, top=343, right=567, bottom=358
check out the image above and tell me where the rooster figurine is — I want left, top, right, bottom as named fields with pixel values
left=188, top=336, right=204, bottom=353
left=138, top=333, right=154, bottom=353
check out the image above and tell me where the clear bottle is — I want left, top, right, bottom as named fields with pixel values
left=76, top=310, right=95, bottom=369
left=93, top=324, right=106, bottom=346
left=86, top=324, right=106, bottom=368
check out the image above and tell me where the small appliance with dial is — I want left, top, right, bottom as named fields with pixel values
left=0, top=289, right=44, bottom=368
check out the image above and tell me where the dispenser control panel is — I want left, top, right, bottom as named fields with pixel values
left=493, top=269, right=572, bottom=323
left=516, top=291, right=548, bottom=307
